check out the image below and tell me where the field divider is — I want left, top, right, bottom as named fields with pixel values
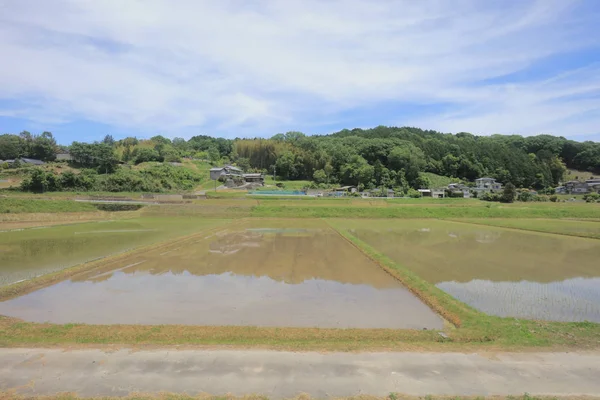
left=0, top=219, right=245, bottom=303
left=326, top=220, right=481, bottom=329
left=446, top=218, right=600, bottom=240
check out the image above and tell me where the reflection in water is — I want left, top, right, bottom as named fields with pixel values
left=0, top=227, right=444, bottom=329
left=0, top=218, right=224, bottom=286
left=438, top=278, right=600, bottom=322
left=350, top=220, right=600, bottom=322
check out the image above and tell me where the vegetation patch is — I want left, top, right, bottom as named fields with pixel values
left=0, top=198, right=97, bottom=213
left=93, top=203, right=145, bottom=212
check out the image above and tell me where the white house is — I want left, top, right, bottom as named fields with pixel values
left=209, top=165, right=243, bottom=181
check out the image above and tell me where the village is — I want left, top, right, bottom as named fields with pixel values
left=208, top=164, right=600, bottom=198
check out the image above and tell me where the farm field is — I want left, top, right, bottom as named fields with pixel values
left=0, top=219, right=441, bottom=329
left=456, top=218, right=600, bottom=239
left=334, top=219, right=600, bottom=322
left=0, top=200, right=599, bottom=351
left=0, top=217, right=228, bottom=286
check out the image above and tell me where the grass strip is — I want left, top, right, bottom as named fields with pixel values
left=0, top=198, right=98, bottom=213
left=252, top=205, right=600, bottom=219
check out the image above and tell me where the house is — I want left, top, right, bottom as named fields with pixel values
left=555, top=186, right=567, bottom=194
left=243, top=173, right=264, bottom=185
left=447, top=183, right=471, bottom=198
left=209, top=165, right=243, bottom=181
left=418, top=188, right=445, bottom=198
left=585, top=179, right=600, bottom=193
left=333, top=186, right=357, bottom=194
left=564, top=180, right=590, bottom=194
left=475, top=177, right=502, bottom=191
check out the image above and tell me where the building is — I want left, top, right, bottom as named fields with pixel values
left=585, top=178, right=600, bottom=193
left=333, top=186, right=357, bottom=194
left=418, top=188, right=445, bottom=198
left=564, top=180, right=590, bottom=194
left=447, top=183, right=471, bottom=198
left=243, top=173, right=264, bottom=185
left=209, top=165, right=243, bottom=181
left=475, top=177, right=502, bottom=191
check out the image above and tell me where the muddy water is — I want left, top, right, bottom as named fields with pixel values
left=0, top=218, right=225, bottom=286
left=0, top=223, right=444, bottom=329
left=345, top=220, right=600, bottom=322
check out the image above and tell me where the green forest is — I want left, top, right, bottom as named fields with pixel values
left=1, top=126, right=599, bottom=193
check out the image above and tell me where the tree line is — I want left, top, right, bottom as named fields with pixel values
left=2, top=126, right=600, bottom=192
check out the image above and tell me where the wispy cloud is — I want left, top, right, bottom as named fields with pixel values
left=0, top=0, right=599, bottom=140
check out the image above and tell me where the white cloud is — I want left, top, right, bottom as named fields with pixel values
left=0, top=0, right=599, bottom=139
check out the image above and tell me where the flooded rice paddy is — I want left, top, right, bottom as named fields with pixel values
left=458, top=218, right=600, bottom=239
left=340, top=219, right=600, bottom=322
left=0, top=220, right=443, bottom=329
left=0, top=217, right=226, bottom=286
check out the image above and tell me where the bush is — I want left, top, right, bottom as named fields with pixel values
left=517, top=191, right=536, bottom=202
left=20, top=168, right=61, bottom=192
left=480, top=192, right=502, bottom=202
left=549, top=195, right=558, bottom=202
left=94, top=203, right=144, bottom=212
left=132, top=148, right=162, bottom=164
left=501, top=182, right=516, bottom=203
left=583, top=193, right=600, bottom=203
left=406, top=188, right=422, bottom=198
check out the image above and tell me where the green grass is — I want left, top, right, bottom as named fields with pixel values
left=251, top=203, right=600, bottom=219
left=563, top=168, right=597, bottom=182
left=0, top=198, right=98, bottom=213
left=420, top=172, right=460, bottom=188
left=263, top=176, right=312, bottom=190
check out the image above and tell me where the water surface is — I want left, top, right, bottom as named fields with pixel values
left=0, top=222, right=443, bottom=329
left=0, top=217, right=225, bottom=286
left=343, top=220, right=600, bottom=322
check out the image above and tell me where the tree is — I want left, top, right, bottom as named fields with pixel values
left=102, top=135, right=115, bottom=146
left=388, top=144, right=426, bottom=187
left=313, top=169, right=327, bottom=184
left=501, top=182, right=517, bottom=203
left=275, top=151, right=297, bottom=179
left=132, top=147, right=162, bottom=164
left=30, top=132, right=57, bottom=161
left=0, top=134, right=25, bottom=159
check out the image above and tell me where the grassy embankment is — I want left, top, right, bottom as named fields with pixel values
left=5, top=196, right=599, bottom=219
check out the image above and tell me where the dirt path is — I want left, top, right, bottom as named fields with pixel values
left=1, top=348, right=599, bottom=397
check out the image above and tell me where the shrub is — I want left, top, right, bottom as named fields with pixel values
left=94, top=203, right=144, bottom=212
left=549, top=195, right=558, bottom=202
left=517, top=191, right=535, bottom=202
left=480, top=192, right=501, bottom=202
left=583, top=193, right=600, bottom=203
left=501, top=182, right=516, bottom=203
left=406, top=188, right=422, bottom=198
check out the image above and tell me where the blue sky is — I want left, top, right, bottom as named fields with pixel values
left=1, top=0, right=600, bottom=144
